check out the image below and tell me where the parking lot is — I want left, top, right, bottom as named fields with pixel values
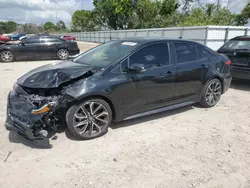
left=0, top=42, right=250, bottom=188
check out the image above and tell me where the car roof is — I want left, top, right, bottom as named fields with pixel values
left=28, top=35, right=58, bottom=39
left=231, top=35, right=250, bottom=40
left=111, top=37, right=201, bottom=45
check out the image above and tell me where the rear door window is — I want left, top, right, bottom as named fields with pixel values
left=24, top=37, right=40, bottom=44
left=173, top=42, right=198, bottom=63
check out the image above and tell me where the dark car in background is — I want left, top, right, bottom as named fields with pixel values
left=217, top=36, right=250, bottom=80
left=5, top=38, right=232, bottom=147
left=0, top=35, right=80, bottom=62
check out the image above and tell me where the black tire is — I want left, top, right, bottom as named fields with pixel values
left=200, top=78, right=222, bottom=108
left=66, top=98, right=112, bottom=140
left=57, top=49, right=69, bottom=60
left=0, top=50, right=14, bottom=62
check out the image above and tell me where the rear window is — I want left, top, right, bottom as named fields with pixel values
left=222, top=39, right=250, bottom=50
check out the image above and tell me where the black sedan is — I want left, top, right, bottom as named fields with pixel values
left=217, top=36, right=250, bottom=80
left=5, top=38, right=232, bottom=147
left=0, top=35, right=80, bottom=62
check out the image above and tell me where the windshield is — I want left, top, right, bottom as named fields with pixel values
left=73, top=41, right=138, bottom=67
left=222, top=39, right=250, bottom=50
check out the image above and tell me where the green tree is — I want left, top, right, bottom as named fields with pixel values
left=72, top=10, right=99, bottom=31
left=56, top=20, right=66, bottom=31
left=0, top=21, right=17, bottom=33
left=160, top=0, right=179, bottom=16
left=133, top=0, right=179, bottom=28
left=44, top=22, right=57, bottom=32
left=93, top=0, right=135, bottom=30
left=181, top=0, right=196, bottom=13
left=234, top=2, right=249, bottom=25
left=181, top=3, right=238, bottom=26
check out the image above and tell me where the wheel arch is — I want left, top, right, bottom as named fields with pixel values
left=199, top=76, right=224, bottom=101
left=75, top=95, right=117, bottom=121
left=57, top=48, right=69, bottom=53
left=206, top=76, right=224, bottom=93
left=0, top=48, right=15, bottom=54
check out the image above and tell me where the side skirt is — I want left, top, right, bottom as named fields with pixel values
left=123, top=101, right=195, bottom=121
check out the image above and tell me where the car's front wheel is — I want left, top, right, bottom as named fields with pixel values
left=57, top=49, right=69, bottom=60
left=66, top=99, right=112, bottom=140
left=200, top=78, right=222, bottom=108
left=0, top=50, right=14, bottom=62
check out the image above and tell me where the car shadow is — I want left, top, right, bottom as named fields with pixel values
left=230, top=79, right=250, bottom=91
left=65, top=105, right=195, bottom=141
left=8, top=105, right=195, bottom=147
left=8, top=125, right=66, bottom=149
left=110, top=105, right=194, bottom=130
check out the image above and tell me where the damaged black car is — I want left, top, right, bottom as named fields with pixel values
left=5, top=38, right=232, bottom=147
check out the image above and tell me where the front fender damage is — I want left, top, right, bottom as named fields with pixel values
left=5, top=64, right=97, bottom=148
left=5, top=90, right=74, bottom=148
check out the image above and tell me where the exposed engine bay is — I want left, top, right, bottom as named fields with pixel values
left=5, top=61, right=97, bottom=148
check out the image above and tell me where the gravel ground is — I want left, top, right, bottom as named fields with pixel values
left=0, top=42, right=250, bottom=188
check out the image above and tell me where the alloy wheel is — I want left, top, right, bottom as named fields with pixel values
left=73, top=101, right=110, bottom=137
left=205, top=81, right=222, bottom=106
left=58, top=49, right=69, bottom=60
left=1, top=51, right=13, bottom=62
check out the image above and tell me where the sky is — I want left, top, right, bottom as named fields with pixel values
left=0, top=0, right=248, bottom=26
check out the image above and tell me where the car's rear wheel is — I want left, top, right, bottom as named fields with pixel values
left=0, top=50, right=14, bottom=62
left=200, top=78, right=222, bottom=108
left=57, top=49, right=69, bottom=60
left=66, top=99, right=112, bottom=140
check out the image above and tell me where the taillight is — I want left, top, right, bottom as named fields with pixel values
left=225, top=60, right=231, bottom=65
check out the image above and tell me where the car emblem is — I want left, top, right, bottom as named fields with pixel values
left=234, top=52, right=237, bottom=56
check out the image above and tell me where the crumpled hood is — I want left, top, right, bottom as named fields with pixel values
left=17, top=61, right=94, bottom=88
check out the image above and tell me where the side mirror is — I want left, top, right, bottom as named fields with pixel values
left=128, top=63, right=146, bottom=73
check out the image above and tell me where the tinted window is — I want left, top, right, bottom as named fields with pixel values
left=129, top=43, right=169, bottom=69
left=197, top=46, right=217, bottom=60
left=174, top=42, right=198, bottom=63
left=23, top=37, right=39, bottom=44
left=222, top=39, right=250, bottom=50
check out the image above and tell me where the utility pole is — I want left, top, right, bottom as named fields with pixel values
left=226, top=0, right=233, bottom=9
left=55, top=11, right=57, bottom=24
left=217, top=0, right=221, bottom=10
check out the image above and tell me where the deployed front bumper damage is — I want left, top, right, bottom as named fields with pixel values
left=5, top=89, right=73, bottom=148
